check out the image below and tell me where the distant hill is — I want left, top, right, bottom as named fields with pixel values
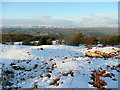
left=2, top=26, right=118, bottom=37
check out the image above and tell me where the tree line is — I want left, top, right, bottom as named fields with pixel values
left=1, top=33, right=61, bottom=45
left=1, top=32, right=119, bottom=46
left=65, top=32, right=119, bottom=46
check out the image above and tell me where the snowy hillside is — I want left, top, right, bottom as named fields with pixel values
left=0, top=44, right=119, bottom=89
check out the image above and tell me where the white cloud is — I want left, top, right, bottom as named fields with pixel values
left=2, top=15, right=77, bottom=26
left=2, top=14, right=118, bottom=27
left=34, top=15, right=52, bottom=20
left=78, top=14, right=117, bottom=27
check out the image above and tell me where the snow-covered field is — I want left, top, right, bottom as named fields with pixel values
left=0, top=44, right=119, bottom=89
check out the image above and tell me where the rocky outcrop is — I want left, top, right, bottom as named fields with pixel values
left=85, top=50, right=119, bottom=58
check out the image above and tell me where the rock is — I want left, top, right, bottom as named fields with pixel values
left=12, top=65, right=21, bottom=70
left=37, top=48, right=43, bottom=50
left=33, top=64, right=38, bottom=69
left=46, top=74, right=51, bottom=78
left=85, top=51, right=101, bottom=57
left=4, top=70, right=14, bottom=74
left=116, top=64, right=120, bottom=67
left=50, top=58, right=54, bottom=61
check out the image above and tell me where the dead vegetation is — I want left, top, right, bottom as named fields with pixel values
left=49, top=70, right=74, bottom=86
left=59, top=70, right=74, bottom=77
left=112, top=48, right=120, bottom=52
left=90, top=70, right=110, bottom=88
left=89, top=68, right=119, bottom=89
left=106, top=64, right=120, bottom=72
left=50, top=78, right=60, bottom=86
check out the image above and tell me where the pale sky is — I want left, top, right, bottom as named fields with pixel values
left=2, top=2, right=118, bottom=27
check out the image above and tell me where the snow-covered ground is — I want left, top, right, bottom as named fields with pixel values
left=0, top=44, right=119, bottom=89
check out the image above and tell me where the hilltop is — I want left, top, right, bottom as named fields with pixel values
left=0, top=44, right=119, bottom=89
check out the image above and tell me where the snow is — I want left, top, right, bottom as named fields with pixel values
left=0, top=44, right=119, bottom=88
left=14, top=42, right=23, bottom=45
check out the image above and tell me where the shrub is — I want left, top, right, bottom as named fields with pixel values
left=22, top=39, right=31, bottom=45
left=67, top=32, right=84, bottom=46
left=38, top=37, right=47, bottom=45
